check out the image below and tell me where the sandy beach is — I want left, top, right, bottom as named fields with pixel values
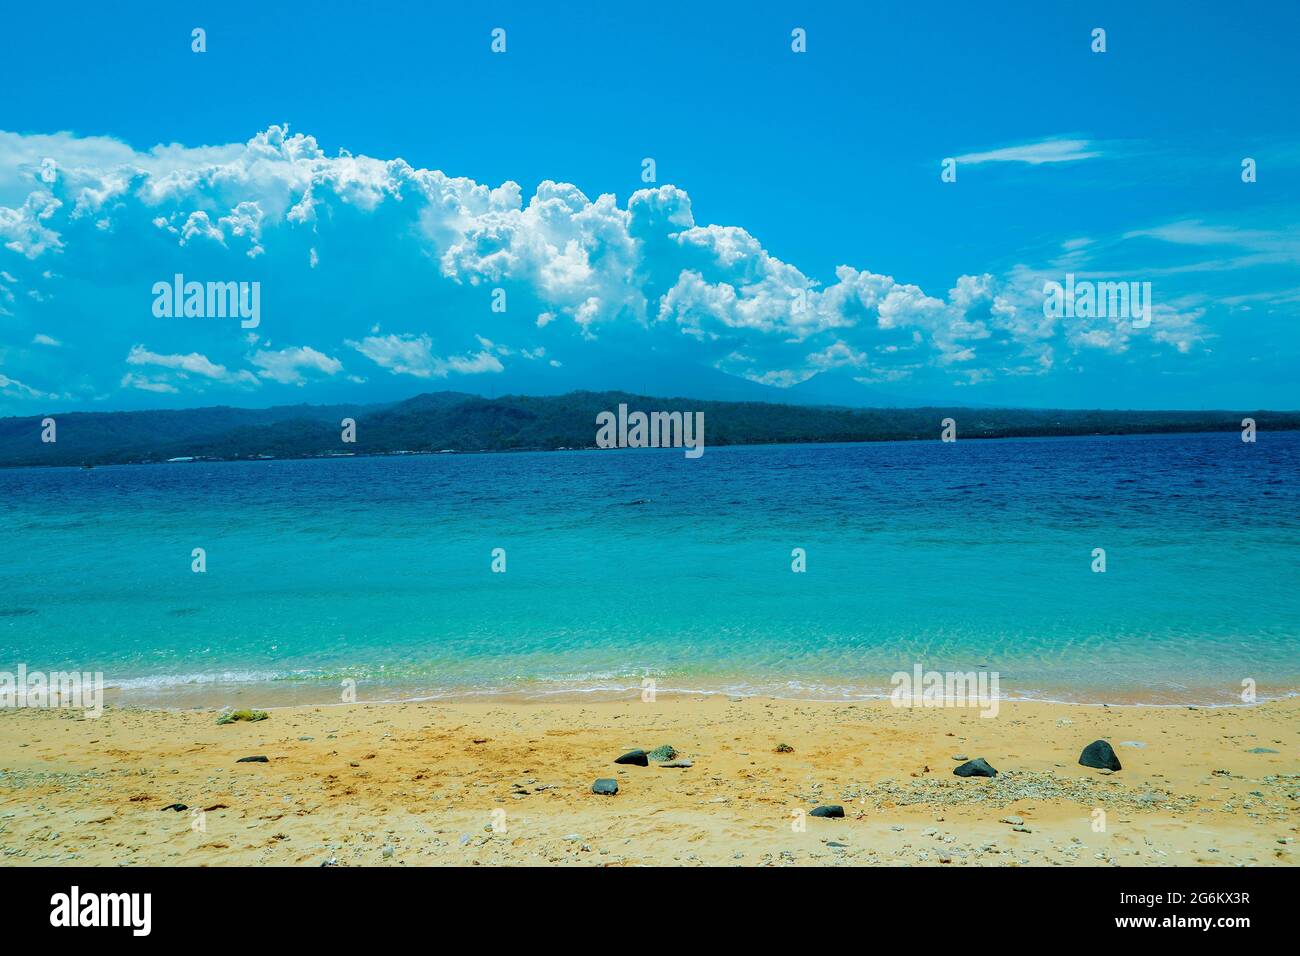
left=1, top=694, right=1296, bottom=867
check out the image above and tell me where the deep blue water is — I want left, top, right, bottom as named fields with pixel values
left=1, top=431, right=1297, bottom=704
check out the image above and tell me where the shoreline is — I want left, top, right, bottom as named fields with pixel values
left=86, top=674, right=1300, bottom=712
left=2, top=694, right=1295, bottom=867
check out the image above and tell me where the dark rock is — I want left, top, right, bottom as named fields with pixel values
left=236, top=755, right=269, bottom=763
left=809, top=805, right=844, bottom=818
left=161, top=803, right=187, bottom=812
left=953, top=758, right=998, bottom=778
left=1078, top=740, right=1122, bottom=771
left=615, top=749, right=648, bottom=766
left=1246, top=747, right=1279, bottom=754
left=592, top=778, right=618, bottom=795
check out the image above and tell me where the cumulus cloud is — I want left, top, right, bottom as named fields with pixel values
left=0, top=124, right=1212, bottom=411
left=250, top=345, right=343, bottom=385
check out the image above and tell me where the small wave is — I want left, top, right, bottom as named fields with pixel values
left=109, top=669, right=311, bottom=689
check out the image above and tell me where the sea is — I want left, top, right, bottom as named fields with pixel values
left=1, top=430, right=1296, bottom=706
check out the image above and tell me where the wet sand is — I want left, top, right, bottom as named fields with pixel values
left=1, top=695, right=1296, bottom=866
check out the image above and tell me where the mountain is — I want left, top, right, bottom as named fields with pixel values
left=786, top=369, right=921, bottom=407
left=1, top=390, right=1295, bottom=468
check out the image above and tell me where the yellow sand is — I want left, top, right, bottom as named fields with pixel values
left=0, top=695, right=1296, bottom=866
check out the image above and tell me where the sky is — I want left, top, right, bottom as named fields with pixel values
left=1, top=0, right=1297, bottom=413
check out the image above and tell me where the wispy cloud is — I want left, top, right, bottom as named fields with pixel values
left=953, top=137, right=1104, bottom=165
left=125, top=345, right=258, bottom=387
left=346, top=332, right=504, bottom=379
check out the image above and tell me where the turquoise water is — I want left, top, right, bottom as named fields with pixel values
left=1, top=431, right=1297, bottom=704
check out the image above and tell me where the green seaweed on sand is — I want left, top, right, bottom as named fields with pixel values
left=216, top=708, right=269, bottom=725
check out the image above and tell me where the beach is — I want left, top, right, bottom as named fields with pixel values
left=1, top=694, right=1295, bottom=867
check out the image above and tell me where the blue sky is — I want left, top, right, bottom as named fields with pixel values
left=1, top=0, right=1297, bottom=412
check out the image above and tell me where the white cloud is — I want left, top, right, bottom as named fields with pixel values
left=0, top=125, right=1211, bottom=407
left=952, top=137, right=1104, bottom=165
left=126, top=345, right=258, bottom=386
left=250, top=345, right=343, bottom=385
left=0, top=372, right=56, bottom=399
left=346, top=333, right=504, bottom=379
left=120, top=372, right=179, bottom=394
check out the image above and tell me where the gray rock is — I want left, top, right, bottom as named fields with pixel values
left=1246, top=747, right=1279, bottom=754
left=614, top=749, right=648, bottom=766
left=592, top=778, right=619, bottom=795
left=236, top=755, right=269, bottom=763
left=658, top=759, right=693, bottom=768
left=810, top=805, right=845, bottom=818
left=953, top=758, right=998, bottom=778
left=1079, top=740, right=1122, bottom=771
left=646, top=745, right=678, bottom=761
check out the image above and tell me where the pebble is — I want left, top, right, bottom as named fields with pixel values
left=953, top=758, right=998, bottom=778
left=1079, top=740, right=1122, bottom=772
left=615, top=749, right=648, bottom=767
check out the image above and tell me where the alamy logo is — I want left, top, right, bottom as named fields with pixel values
left=1043, top=273, right=1151, bottom=328
left=890, top=663, right=1000, bottom=718
left=595, top=403, right=705, bottom=458
left=50, top=886, right=151, bottom=936
left=152, top=274, right=261, bottom=329
left=0, top=664, right=103, bottom=718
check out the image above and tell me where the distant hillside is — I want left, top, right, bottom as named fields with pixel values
left=1, top=390, right=1296, bottom=468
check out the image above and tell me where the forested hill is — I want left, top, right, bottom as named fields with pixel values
left=1, top=390, right=1295, bottom=467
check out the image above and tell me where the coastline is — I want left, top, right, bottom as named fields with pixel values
left=2, top=694, right=1295, bottom=867
left=6, top=424, right=1300, bottom=471
left=89, top=672, right=1300, bottom=711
